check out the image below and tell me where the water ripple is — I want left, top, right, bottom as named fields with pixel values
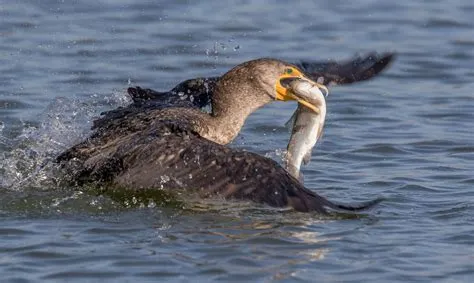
left=1, top=0, right=474, bottom=281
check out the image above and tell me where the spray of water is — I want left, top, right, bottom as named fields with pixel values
left=0, top=91, right=131, bottom=191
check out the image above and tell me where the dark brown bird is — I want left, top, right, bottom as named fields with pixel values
left=58, top=55, right=393, bottom=213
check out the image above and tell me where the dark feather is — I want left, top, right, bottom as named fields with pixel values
left=295, top=52, right=395, bottom=85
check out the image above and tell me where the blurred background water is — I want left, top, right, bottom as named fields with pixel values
left=1, top=0, right=474, bottom=282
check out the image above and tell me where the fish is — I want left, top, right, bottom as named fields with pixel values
left=285, top=79, right=328, bottom=183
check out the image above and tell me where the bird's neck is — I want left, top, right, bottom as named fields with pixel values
left=197, top=68, right=274, bottom=145
left=205, top=110, right=250, bottom=145
left=195, top=103, right=252, bottom=145
left=202, top=91, right=270, bottom=145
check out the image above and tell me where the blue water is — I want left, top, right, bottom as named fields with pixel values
left=1, top=1, right=474, bottom=282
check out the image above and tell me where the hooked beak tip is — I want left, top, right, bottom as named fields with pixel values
left=318, top=84, right=329, bottom=97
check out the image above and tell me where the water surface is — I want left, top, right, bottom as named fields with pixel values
left=1, top=1, right=474, bottom=282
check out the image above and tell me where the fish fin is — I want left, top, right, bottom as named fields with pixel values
left=286, top=163, right=299, bottom=179
left=302, top=150, right=312, bottom=165
left=284, top=110, right=297, bottom=132
left=298, top=172, right=305, bottom=184
left=317, top=122, right=325, bottom=140
left=286, top=163, right=304, bottom=184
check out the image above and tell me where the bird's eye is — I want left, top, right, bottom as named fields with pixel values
left=285, top=68, right=293, bottom=74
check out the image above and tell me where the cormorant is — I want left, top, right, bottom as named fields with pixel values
left=57, top=54, right=394, bottom=213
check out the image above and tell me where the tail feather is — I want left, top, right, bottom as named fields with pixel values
left=288, top=182, right=383, bottom=213
left=324, top=197, right=384, bottom=212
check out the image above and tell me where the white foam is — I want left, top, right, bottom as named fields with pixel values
left=0, top=90, right=131, bottom=190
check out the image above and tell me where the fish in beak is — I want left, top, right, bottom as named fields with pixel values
left=284, top=78, right=328, bottom=182
left=275, top=66, right=328, bottom=113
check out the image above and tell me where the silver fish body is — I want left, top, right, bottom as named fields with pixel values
left=285, top=80, right=327, bottom=182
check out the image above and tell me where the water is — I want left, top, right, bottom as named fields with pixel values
left=1, top=0, right=474, bottom=282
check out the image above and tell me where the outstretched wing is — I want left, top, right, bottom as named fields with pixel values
left=296, top=52, right=395, bottom=86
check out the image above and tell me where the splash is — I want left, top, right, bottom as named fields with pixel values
left=0, top=90, right=131, bottom=190
left=264, top=148, right=287, bottom=163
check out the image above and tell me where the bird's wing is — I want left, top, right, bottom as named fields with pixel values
left=129, top=77, right=219, bottom=105
left=93, top=77, right=218, bottom=130
left=296, top=52, right=395, bottom=86
left=115, top=133, right=329, bottom=213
